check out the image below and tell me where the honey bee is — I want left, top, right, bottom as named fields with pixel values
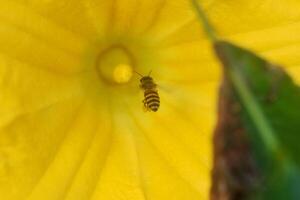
left=135, top=71, right=160, bottom=112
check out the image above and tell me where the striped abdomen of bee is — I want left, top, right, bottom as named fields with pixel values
left=143, top=89, right=160, bottom=112
left=139, top=75, right=160, bottom=112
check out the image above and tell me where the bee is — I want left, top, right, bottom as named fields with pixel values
left=135, top=71, right=160, bottom=112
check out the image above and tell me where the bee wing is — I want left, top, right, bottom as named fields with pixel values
left=156, top=81, right=182, bottom=104
left=142, top=99, right=150, bottom=112
left=156, top=81, right=173, bottom=94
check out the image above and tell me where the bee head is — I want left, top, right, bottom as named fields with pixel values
left=140, top=76, right=153, bottom=82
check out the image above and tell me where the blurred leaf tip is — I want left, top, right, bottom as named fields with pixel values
left=191, top=0, right=217, bottom=41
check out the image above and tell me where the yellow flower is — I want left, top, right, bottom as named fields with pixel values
left=0, top=0, right=300, bottom=200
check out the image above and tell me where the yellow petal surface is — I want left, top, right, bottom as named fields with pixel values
left=1, top=0, right=300, bottom=200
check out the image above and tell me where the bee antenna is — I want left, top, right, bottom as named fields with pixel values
left=133, top=70, right=144, bottom=77
left=148, top=70, right=152, bottom=76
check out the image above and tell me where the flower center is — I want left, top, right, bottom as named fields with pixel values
left=96, top=45, right=134, bottom=84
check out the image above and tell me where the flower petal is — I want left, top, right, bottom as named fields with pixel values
left=90, top=111, right=146, bottom=200
left=209, top=0, right=300, bottom=35
left=15, top=0, right=100, bottom=40
left=84, top=0, right=115, bottom=38
left=0, top=97, right=82, bottom=199
left=0, top=55, right=82, bottom=129
left=26, top=102, right=105, bottom=200
left=0, top=1, right=89, bottom=74
left=130, top=113, right=210, bottom=199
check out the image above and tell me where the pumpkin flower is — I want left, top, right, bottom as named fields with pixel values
left=1, top=0, right=300, bottom=200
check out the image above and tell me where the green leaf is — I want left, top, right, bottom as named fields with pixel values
left=213, top=41, right=300, bottom=199
left=191, top=1, right=300, bottom=199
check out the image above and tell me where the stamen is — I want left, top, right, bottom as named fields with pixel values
left=96, top=45, right=134, bottom=84
left=113, top=63, right=133, bottom=83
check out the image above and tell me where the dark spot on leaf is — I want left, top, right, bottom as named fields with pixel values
left=211, top=78, right=261, bottom=200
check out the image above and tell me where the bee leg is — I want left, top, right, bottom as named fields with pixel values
left=143, top=105, right=148, bottom=112
left=142, top=100, right=149, bottom=112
